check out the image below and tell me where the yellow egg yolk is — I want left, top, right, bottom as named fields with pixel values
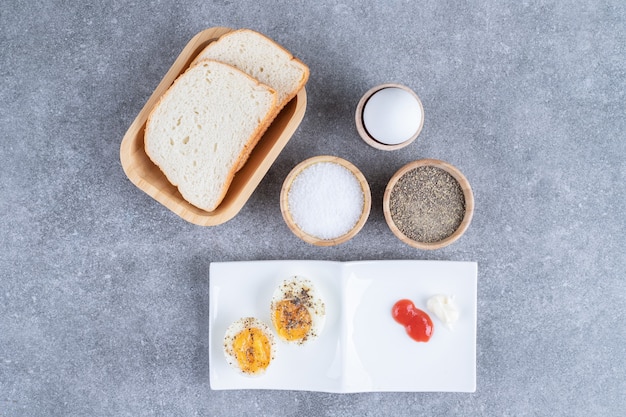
left=232, top=327, right=272, bottom=374
left=273, top=299, right=312, bottom=342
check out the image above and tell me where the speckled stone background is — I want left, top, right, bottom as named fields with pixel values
left=1, top=1, right=624, bottom=416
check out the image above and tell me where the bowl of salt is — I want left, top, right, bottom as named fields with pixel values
left=280, top=155, right=371, bottom=246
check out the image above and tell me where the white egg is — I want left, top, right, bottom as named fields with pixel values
left=223, top=317, right=275, bottom=376
left=362, top=87, right=423, bottom=145
left=270, top=276, right=326, bottom=345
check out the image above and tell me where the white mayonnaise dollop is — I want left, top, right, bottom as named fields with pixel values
left=426, top=294, right=459, bottom=330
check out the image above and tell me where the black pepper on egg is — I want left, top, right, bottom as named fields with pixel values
left=270, top=276, right=326, bottom=345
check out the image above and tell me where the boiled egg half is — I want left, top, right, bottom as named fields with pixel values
left=223, top=317, right=275, bottom=375
left=270, top=276, right=326, bottom=345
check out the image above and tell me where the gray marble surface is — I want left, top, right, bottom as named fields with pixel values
left=1, top=0, right=625, bottom=416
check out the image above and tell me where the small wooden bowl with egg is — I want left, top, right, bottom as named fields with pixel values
left=355, top=83, right=424, bottom=151
left=383, top=159, right=474, bottom=250
left=280, top=155, right=371, bottom=246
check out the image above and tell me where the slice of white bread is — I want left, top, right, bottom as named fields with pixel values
left=144, top=59, right=278, bottom=212
left=191, top=29, right=309, bottom=111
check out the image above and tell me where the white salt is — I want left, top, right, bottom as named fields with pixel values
left=288, top=162, right=364, bottom=240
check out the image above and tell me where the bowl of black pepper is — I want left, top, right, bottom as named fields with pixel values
left=383, top=159, right=474, bottom=250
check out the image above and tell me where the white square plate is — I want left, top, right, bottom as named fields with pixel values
left=209, top=260, right=477, bottom=393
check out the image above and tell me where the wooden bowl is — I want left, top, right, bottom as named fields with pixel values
left=355, top=83, right=424, bottom=151
left=280, top=155, right=371, bottom=246
left=383, top=159, right=474, bottom=250
left=120, top=27, right=307, bottom=226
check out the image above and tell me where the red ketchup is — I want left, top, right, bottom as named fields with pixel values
left=392, top=299, right=434, bottom=342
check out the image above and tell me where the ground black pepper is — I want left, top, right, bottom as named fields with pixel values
left=389, top=166, right=465, bottom=243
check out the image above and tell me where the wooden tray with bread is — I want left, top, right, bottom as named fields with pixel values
left=120, top=27, right=308, bottom=226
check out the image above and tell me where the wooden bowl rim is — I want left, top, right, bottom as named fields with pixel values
left=280, top=155, right=372, bottom=246
left=355, top=83, right=425, bottom=151
left=383, top=159, right=474, bottom=250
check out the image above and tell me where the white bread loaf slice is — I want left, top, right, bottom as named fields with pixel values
left=191, top=29, right=309, bottom=112
left=144, top=59, right=278, bottom=212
